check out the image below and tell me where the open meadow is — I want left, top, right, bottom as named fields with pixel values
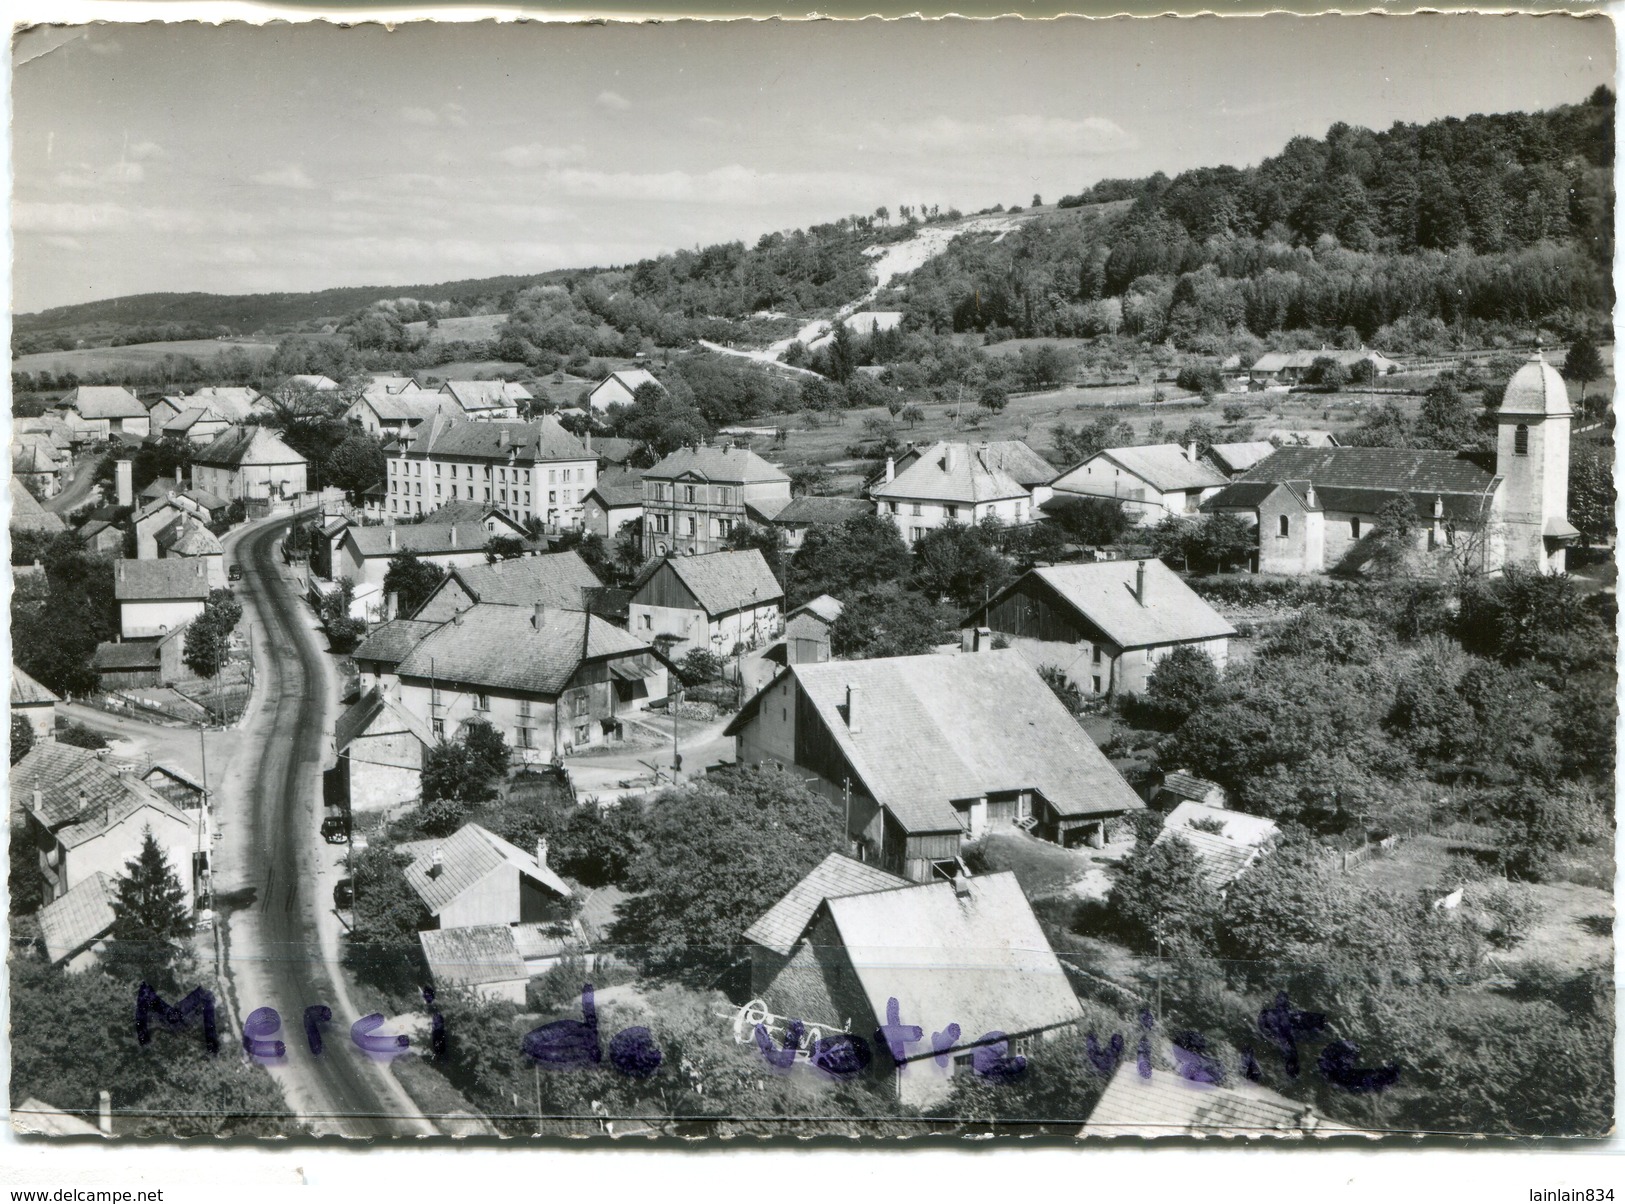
left=404, top=313, right=508, bottom=343
left=13, top=337, right=276, bottom=375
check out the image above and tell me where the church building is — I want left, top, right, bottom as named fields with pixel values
left=1202, top=352, right=1576, bottom=576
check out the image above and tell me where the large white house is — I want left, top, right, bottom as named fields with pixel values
left=871, top=440, right=1051, bottom=547
left=191, top=426, right=309, bottom=504
left=1048, top=443, right=1228, bottom=525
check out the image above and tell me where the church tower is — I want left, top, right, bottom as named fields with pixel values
left=1494, top=350, right=1576, bottom=574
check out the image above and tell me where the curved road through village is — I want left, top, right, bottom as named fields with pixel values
left=223, top=514, right=430, bottom=1138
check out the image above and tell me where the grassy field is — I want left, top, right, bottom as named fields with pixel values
left=405, top=313, right=508, bottom=344
left=13, top=337, right=276, bottom=375
left=417, top=359, right=529, bottom=381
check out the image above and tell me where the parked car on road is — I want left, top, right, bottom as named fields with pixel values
left=228, top=563, right=243, bottom=581
left=333, top=878, right=353, bottom=910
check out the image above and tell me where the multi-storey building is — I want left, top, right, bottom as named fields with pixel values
left=385, top=415, right=596, bottom=532
left=640, top=445, right=791, bottom=557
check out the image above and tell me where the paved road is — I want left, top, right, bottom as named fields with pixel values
left=43, top=455, right=99, bottom=514
left=223, top=515, right=430, bottom=1138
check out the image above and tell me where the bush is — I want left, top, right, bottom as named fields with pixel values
left=1143, top=646, right=1221, bottom=724
left=677, top=648, right=724, bottom=686
left=325, top=615, right=368, bottom=653
left=1475, top=881, right=1541, bottom=949
left=57, top=721, right=108, bottom=751
left=1038, top=664, right=1083, bottom=714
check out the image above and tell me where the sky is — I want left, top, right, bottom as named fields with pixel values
left=9, top=15, right=1615, bottom=314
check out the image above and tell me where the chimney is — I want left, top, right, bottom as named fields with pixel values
left=115, top=459, right=133, bottom=508
left=536, top=837, right=549, bottom=869
left=1433, top=494, right=1444, bottom=519
left=449, top=525, right=457, bottom=548
left=32, top=787, right=42, bottom=813
left=1186, top=441, right=1198, bottom=463
left=943, top=446, right=959, bottom=471
left=175, top=467, right=183, bottom=485
left=953, top=870, right=973, bottom=898
left=584, top=428, right=593, bottom=453
left=98, top=1091, right=112, bottom=1137
left=1135, top=560, right=1148, bottom=606
left=532, top=602, right=546, bottom=629
left=885, top=456, right=895, bottom=483
left=452, top=610, right=463, bottom=626
left=845, top=683, right=861, bottom=733
left=388, top=528, right=397, bottom=551
left=499, top=428, right=509, bottom=450
left=386, top=591, right=399, bottom=621
left=1304, top=483, right=1317, bottom=508
left=429, top=846, right=443, bottom=878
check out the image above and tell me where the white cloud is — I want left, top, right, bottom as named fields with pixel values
left=495, top=143, right=587, bottom=169
left=596, top=90, right=632, bottom=112
left=548, top=164, right=876, bottom=207
left=854, top=114, right=1138, bottom=158
left=401, top=106, right=440, bottom=126
left=400, top=103, right=468, bottom=129
left=251, top=164, right=316, bottom=190
left=128, top=141, right=166, bottom=161
left=52, top=160, right=144, bottom=189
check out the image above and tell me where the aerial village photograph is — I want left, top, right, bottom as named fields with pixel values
left=3, top=13, right=1616, bottom=1148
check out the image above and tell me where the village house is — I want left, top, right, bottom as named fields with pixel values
left=1081, top=1060, right=1369, bottom=1138
left=154, top=514, right=226, bottom=588
left=183, top=386, right=266, bottom=423
left=726, top=650, right=1145, bottom=880
left=960, top=560, right=1235, bottom=698
left=90, top=624, right=190, bottom=691
left=140, top=763, right=208, bottom=810
left=351, top=619, right=442, bottom=695
left=586, top=368, right=664, bottom=413
left=783, top=595, right=843, bottom=665
left=581, top=468, right=646, bottom=540
left=11, top=665, right=60, bottom=740
left=398, top=822, right=572, bottom=930
left=1152, top=800, right=1280, bottom=892
left=336, top=519, right=525, bottom=592
left=368, top=375, right=421, bottom=395
left=345, top=389, right=461, bottom=437
left=389, top=603, right=669, bottom=756
left=333, top=685, right=436, bottom=813
left=641, top=445, right=791, bottom=557
left=78, top=519, right=126, bottom=557
left=14, top=741, right=210, bottom=909
left=1203, top=441, right=1276, bottom=479
left=410, top=550, right=605, bottom=624
left=1267, top=429, right=1342, bottom=448
left=1150, top=769, right=1229, bottom=811
left=871, top=441, right=1048, bottom=548
left=385, top=415, right=596, bottom=531
left=587, top=436, right=639, bottom=467
left=1247, top=347, right=1397, bottom=386
left=57, top=387, right=150, bottom=439
left=162, top=405, right=233, bottom=445
left=13, top=435, right=67, bottom=498
left=38, top=871, right=119, bottom=972
left=112, top=558, right=211, bottom=639
left=284, top=374, right=340, bottom=393
left=758, top=495, right=870, bottom=552
left=1203, top=352, right=1575, bottom=576
left=417, top=926, right=530, bottom=1005
left=191, top=426, right=309, bottom=505
left=627, top=549, right=784, bottom=658
left=131, top=492, right=214, bottom=559
left=9, top=486, right=66, bottom=538
left=744, top=863, right=1084, bottom=1105
left=1048, top=443, right=1228, bottom=526
left=438, top=380, right=532, bottom=421
left=147, top=397, right=186, bottom=429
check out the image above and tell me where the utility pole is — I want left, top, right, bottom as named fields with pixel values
left=671, top=686, right=682, bottom=781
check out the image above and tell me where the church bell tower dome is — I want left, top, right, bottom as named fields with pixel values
left=1499, top=349, right=1574, bottom=418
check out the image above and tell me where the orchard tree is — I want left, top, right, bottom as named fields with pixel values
left=1562, top=336, right=1605, bottom=405
left=787, top=512, right=911, bottom=606
left=1143, top=645, right=1221, bottom=723
left=1105, top=833, right=1219, bottom=956
left=182, top=588, right=243, bottom=680
left=978, top=382, right=1009, bottom=414
left=1568, top=446, right=1616, bottom=546
left=383, top=553, right=446, bottom=618
left=10, top=715, right=34, bottom=766
left=830, top=587, right=955, bottom=659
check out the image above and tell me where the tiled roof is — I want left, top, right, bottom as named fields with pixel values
left=396, top=604, right=651, bottom=696
left=162, top=406, right=226, bottom=433
left=12, top=664, right=59, bottom=706
left=1153, top=802, right=1279, bottom=891
left=335, top=687, right=436, bottom=754
left=40, top=871, right=118, bottom=964
left=650, top=550, right=784, bottom=616
left=824, top=872, right=1083, bottom=1055
left=346, top=523, right=509, bottom=559
left=10, top=487, right=66, bottom=534
left=353, top=391, right=460, bottom=424
left=645, top=445, right=789, bottom=485
left=872, top=441, right=1029, bottom=505
left=193, top=426, right=306, bottom=468
left=398, top=822, right=571, bottom=916
left=788, top=594, right=844, bottom=625
left=285, top=375, right=339, bottom=390
left=440, top=380, right=534, bottom=410
left=1080, top=445, right=1229, bottom=494
left=112, top=558, right=211, bottom=601
left=180, top=487, right=229, bottom=512
left=1206, top=442, right=1276, bottom=476
left=447, top=551, right=603, bottom=609
left=92, top=641, right=164, bottom=670
left=973, top=441, right=1059, bottom=488
left=184, top=387, right=264, bottom=422
left=984, top=562, right=1236, bottom=650
left=13, top=741, right=190, bottom=849
left=13, top=437, right=64, bottom=476
left=155, top=515, right=223, bottom=557
left=143, top=762, right=206, bottom=794
left=352, top=619, right=440, bottom=667
left=1250, top=349, right=1394, bottom=373
left=418, top=925, right=528, bottom=989
left=1158, top=772, right=1223, bottom=803
left=588, top=468, right=646, bottom=508
left=728, top=651, right=1142, bottom=834
left=595, top=369, right=663, bottom=397
left=368, top=375, right=418, bottom=393
left=399, top=415, right=587, bottom=464
left=768, top=496, right=870, bottom=527
left=742, top=852, right=906, bottom=955
left=1221, top=445, right=1500, bottom=522
left=1267, top=430, right=1341, bottom=448
left=1082, top=1062, right=1372, bottom=1138
left=1499, top=353, right=1572, bottom=417
left=63, top=387, right=146, bottom=419
left=418, top=501, right=527, bottom=531
left=587, top=437, right=638, bottom=463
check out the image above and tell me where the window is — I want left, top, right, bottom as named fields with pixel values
left=516, top=727, right=533, bottom=749
left=910, top=503, right=922, bottom=516
left=518, top=699, right=533, bottom=718
left=686, top=516, right=697, bottom=536
left=1092, top=646, right=1102, bottom=665
left=685, top=485, right=696, bottom=504
left=1278, top=515, right=1290, bottom=538
left=719, top=518, right=734, bottom=538
left=432, top=718, right=444, bottom=739
left=1515, top=424, right=1529, bottom=456
left=888, top=501, right=899, bottom=514
left=390, top=499, right=398, bottom=513
left=1350, top=517, right=1361, bottom=539
left=435, top=483, right=442, bottom=497
left=945, top=504, right=959, bottom=520
left=549, top=491, right=557, bottom=504
left=655, top=515, right=670, bottom=534
left=474, top=692, right=490, bottom=712
left=719, top=486, right=732, bottom=505
left=549, top=470, right=557, bottom=484
left=1092, top=675, right=1102, bottom=694
left=911, top=527, right=925, bottom=542
left=641, top=614, right=652, bottom=630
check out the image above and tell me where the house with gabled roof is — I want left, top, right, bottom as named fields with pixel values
left=438, top=380, right=532, bottom=421
left=58, top=387, right=150, bottom=439
left=1049, top=443, right=1228, bottom=526
left=191, top=426, right=308, bottom=505
left=13, top=740, right=209, bottom=909
left=1081, top=1059, right=1374, bottom=1139
left=871, top=441, right=1043, bottom=548
left=759, top=495, right=870, bottom=552
left=641, top=444, right=791, bottom=557
left=284, top=374, right=340, bottom=392
left=784, top=594, right=843, bottom=665
left=39, top=871, right=120, bottom=971
left=582, top=468, right=645, bottom=539
left=391, top=602, right=669, bottom=756
left=387, top=415, right=595, bottom=531
left=13, top=435, right=66, bottom=498
left=726, top=650, right=1144, bottom=879
left=345, top=389, right=461, bottom=437
left=154, top=514, right=225, bottom=587
left=410, top=550, right=604, bottom=623
left=960, top=559, right=1235, bottom=699
left=336, top=515, right=533, bottom=591
left=1151, top=801, right=1280, bottom=892
left=11, top=665, right=60, bottom=740
left=398, top=821, right=572, bottom=930
left=1247, top=347, right=1396, bottom=385
left=586, top=369, right=664, bottom=413
left=183, top=386, right=266, bottom=423
left=9, top=486, right=66, bottom=537
left=1204, top=441, right=1276, bottom=479
left=162, top=405, right=232, bottom=445
left=112, top=558, right=211, bottom=639
left=745, top=865, right=1084, bottom=1105
left=334, top=685, right=436, bottom=813
left=352, top=619, right=442, bottom=694
left=90, top=624, right=190, bottom=690
left=628, top=549, right=784, bottom=658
